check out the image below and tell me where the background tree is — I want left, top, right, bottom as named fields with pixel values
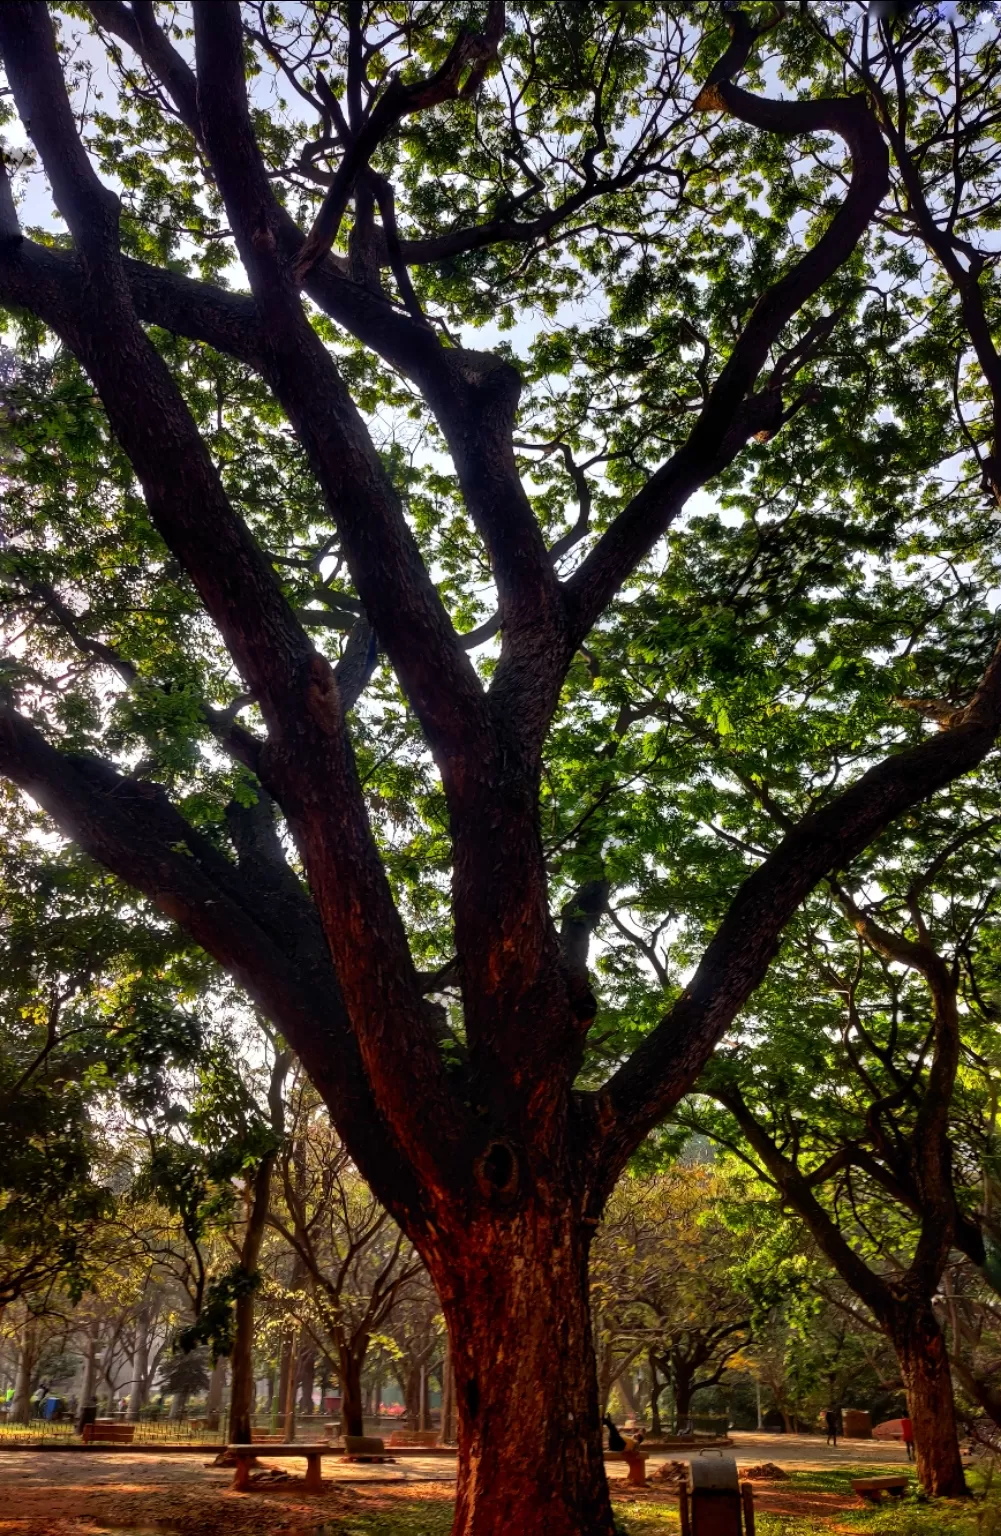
left=592, top=1163, right=750, bottom=1432
left=269, top=1078, right=423, bottom=1436
left=676, top=792, right=1001, bottom=1490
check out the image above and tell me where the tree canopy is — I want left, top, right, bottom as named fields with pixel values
left=3, top=2, right=1001, bottom=1528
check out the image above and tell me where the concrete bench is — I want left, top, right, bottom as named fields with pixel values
left=604, top=1448, right=648, bottom=1487
left=81, top=1422, right=135, bottom=1445
left=387, top=1429, right=439, bottom=1447
left=227, top=1442, right=330, bottom=1493
left=342, top=1434, right=393, bottom=1462
left=852, top=1475, right=909, bottom=1502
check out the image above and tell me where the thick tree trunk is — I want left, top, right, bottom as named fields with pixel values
left=432, top=1208, right=616, bottom=1536
left=11, top=1317, right=37, bottom=1423
left=127, top=1306, right=151, bottom=1422
left=339, top=1348, right=364, bottom=1437
left=673, top=1368, right=694, bottom=1425
left=205, top=1357, right=226, bottom=1430
left=276, top=1333, right=293, bottom=1431
left=229, top=1288, right=260, bottom=1444
left=297, top=1345, right=315, bottom=1416
left=889, top=1302, right=967, bottom=1497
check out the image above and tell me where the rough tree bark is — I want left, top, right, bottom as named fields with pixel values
left=431, top=1206, right=609, bottom=1536
left=889, top=1301, right=967, bottom=1498
left=0, top=4, right=995, bottom=1531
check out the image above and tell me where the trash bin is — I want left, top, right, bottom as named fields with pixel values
left=688, top=1456, right=743, bottom=1534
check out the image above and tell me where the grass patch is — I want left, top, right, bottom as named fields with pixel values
left=314, top=1507, right=456, bottom=1536
left=616, top=1466, right=1001, bottom=1536
left=293, top=1469, right=1001, bottom=1536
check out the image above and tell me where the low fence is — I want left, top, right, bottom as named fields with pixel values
left=0, top=1408, right=432, bottom=1448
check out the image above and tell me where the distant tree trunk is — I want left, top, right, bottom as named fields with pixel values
left=889, top=1301, right=967, bottom=1498
left=76, top=1322, right=100, bottom=1430
left=274, top=1335, right=293, bottom=1431
left=617, top=1370, right=640, bottom=1419
left=297, top=1345, right=316, bottom=1416
left=283, top=1332, right=300, bottom=1442
left=171, top=1389, right=188, bottom=1421
left=228, top=1156, right=275, bottom=1441
left=440, top=1336, right=456, bottom=1445
left=11, top=1316, right=37, bottom=1422
left=672, top=1365, right=694, bottom=1425
left=648, top=1353, right=662, bottom=1437
left=339, top=1347, right=364, bottom=1437
left=205, top=1357, right=226, bottom=1430
left=127, top=1305, right=152, bottom=1423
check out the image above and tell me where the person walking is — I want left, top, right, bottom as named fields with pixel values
left=901, top=1416, right=915, bottom=1461
left=824, top=1408, right=838, bottom=1447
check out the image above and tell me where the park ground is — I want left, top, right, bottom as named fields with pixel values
left=0, top=1433, right=994, bottom=1536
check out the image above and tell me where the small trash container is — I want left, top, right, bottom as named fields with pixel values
left=689, top=1456, right=740, bottom=1534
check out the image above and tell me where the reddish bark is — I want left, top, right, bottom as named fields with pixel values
left=890, top=1302, right=967, bottom=1498
left=432, top=1206, right=615, bottom=1536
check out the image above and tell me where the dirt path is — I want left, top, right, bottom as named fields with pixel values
left=0, top=1433, right=913, bottom=1536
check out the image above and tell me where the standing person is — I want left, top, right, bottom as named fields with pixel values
left=824, top=1409, right=838, bottom=1447
left=901, top=1415, right=915, bottom=1462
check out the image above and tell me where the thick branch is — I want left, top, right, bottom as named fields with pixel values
left=714, top=1084, right=892, bottom=1321
left=0, top=704, right=425, bottom=1228
left=565, top=15, right=889, bottom=644
left=0, top=4, right=465, bottom=1189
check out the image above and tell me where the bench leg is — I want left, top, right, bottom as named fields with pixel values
left=232, top=1455, right=252, bottom=1492
left=623, top=1453, right=646, bottom=1488
left=303, top=1453, right=323, bottom=1494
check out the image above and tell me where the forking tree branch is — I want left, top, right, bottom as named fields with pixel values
left=588, top=637, right=1001, bottom=1203
left=1, top=3, right=998, bottom=1252
left=0, top=1, right=464, bottom=1191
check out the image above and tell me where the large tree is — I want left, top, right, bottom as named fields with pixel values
left=2, top=3, right=1001, bottom=1529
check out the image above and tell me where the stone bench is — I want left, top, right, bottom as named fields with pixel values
left=852, top=1475, right=909, bottom=1502
left=605, top=1448, right=648, bottom=1487
left=342, top=1434, right=393, bottom=1462
left=227, top=1442, right=330, bottom=1493
left=81, top=1422, right=135, bottom=1445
